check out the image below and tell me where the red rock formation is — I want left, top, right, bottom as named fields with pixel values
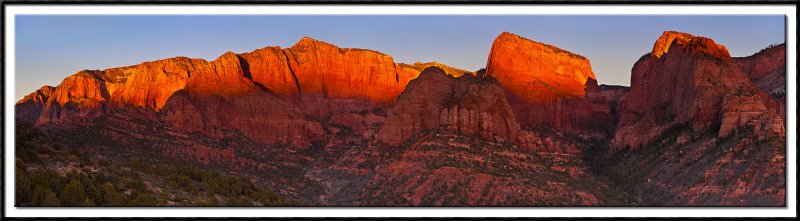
left=718, top=94, right=784, bottom=138
left=36, top=71, right=110, bottom=125
left=598, top=84, right=629, bottom=118
left=362, top=132, right=626, bottom=206
left=378, top=67, right=520, bottom=146
left=735, top=43, right=786, bottom=119
left=736, top=43, right=785, bottom=82
left=158, top=52, right=325, bottom=147
left=104, top=57, right=195, bottom=111
left=283, top=37, right=408, bottom=104
left=612, top=31, right=784, bottom=150
left=397, top=61, right=474, bottom=77
left=15, top=86, right=55, bottom=125
left=485, top=32, right=614, bottom=138
left=24, top=51, right=327, bottom=147
left=17, top=37, right=486, bottom=148
left=651, top=31, right=730, bottom=59
left=237, top=46, right=300, bottom=97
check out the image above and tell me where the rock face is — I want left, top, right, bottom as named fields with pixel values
left=378, top=66, right=520, bottom=146
left=36, top=71, right=111, bottom=125
left=735, top=43, right=786, bottom=119
left=282, top=37, right=407, bottom=104
left=14, top=30, right=786, bottom=207
left=17, top=36, right=487, bottom=148
left=485, top=32, right=614, bottom=138
left=158, top=52, right=325, bottom=147
left=598, top=84, right=630, bottom=118
left=397, top=61, right=474, bottom=77
left=736, top=43, right=786, bottom=84
left=650, top=31, right=731, bottom=58
left=362, top=131, right=631, bottom=206
left=15, top=86, right=55, bottom=125
left=612, top=31, right=784, bottom=150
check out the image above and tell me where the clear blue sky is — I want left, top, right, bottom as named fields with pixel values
left=15, top=15, right=784, bottom=100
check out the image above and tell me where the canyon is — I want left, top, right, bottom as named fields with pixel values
left=15, top=31, right=786, bottom=206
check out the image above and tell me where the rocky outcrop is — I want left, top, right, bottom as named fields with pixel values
left=283, top=37, right=406, bottom=104
left=36, top=71, right=111, bottom=125
left=397, top=62, right=474, bottom=77
left=378, top=67, right=520, bottom=146
left=718, top=94, right=784, bottom=138
left=736, top=43, right=786, bottom=83
left=362, top=131, right=629, bottom=206
left=17, top=36, right=487, bottom=148
left=15, top=86, right=55, bottom=125
left=599, top=84, right=629, bottom=118
left=612, top=31, right=784, bottom=150
left=735, top=43, right=786, bottom=120
left=158, top=52, right=325, bottom=147
left=485, top=32, right=614, bottom=138
left=650, top=31, right=730, bottom=59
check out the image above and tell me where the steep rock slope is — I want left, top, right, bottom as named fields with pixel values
left=377, top=66, right=520, bottom=147
left=397, top=61, right=474, bottom=77
left=18, top=37, right=479, bottom=148
left=598, top=84, right=629, bottom=119
left=363, top=131, right=633, bottom=206
left=158, top=52, right=325, bottom=147
left=735, top=43, right=786, bottom=119
left=15, top=86, right=55, bottom=125
left=611, top=31, right=784, bottom=150
left=485, top=32, right=614, bottom=138
left=598, top=31, right=786, bottom=206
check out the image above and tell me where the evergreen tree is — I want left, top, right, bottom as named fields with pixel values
left=128, top=193, right=157, bottom=206
left=40, top=191, right=61, bottom=206
left=31, top=185, right=52, bottom=206
left=15, top=167, right=32, bottom=205
left=103, top=190, right=127, bottom=206
left=102, top=183, right=127, bottom=206
left=81, top=198, right=95, bottom=206
left=60, top=180, right=87, bottom=206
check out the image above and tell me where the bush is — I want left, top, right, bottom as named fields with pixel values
left=40, top=190, right=61, bottom=206
left=60, top=180, right=88, bottom=206
left=128, top=193, right=158, bottom=206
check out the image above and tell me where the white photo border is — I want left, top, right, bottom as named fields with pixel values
left=3, top=4, right=796, bottom=218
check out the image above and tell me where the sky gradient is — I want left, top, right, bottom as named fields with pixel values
left=15, top=15, right=785, bottom=100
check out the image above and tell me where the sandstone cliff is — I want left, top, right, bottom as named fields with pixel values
left=17, top=37, right=487, bottom=148
left=485, top=32, right=614, bottom=138
left=15, top=86, right=55, bottom=125
left=377, top=66, right=520, bottom=146
left=735, top=43, right=786, bottom=120
left=611, top=31, right=784, bottom=150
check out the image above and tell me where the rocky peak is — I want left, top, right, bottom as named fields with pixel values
left=736, top=43, right=786, bottom=83
left=398, top=61, right=474, bottom=78
left=15, top=86, right=56, bottom=125
left=612, top=32, right=782, bottom=150
left=651, top=31, right=731, bottom=59
left=378, top=66, right=521, bottom=146
left=486, top=32, right=613, bottom=138
left=15, top=36, right=473, bottom=147
left=290, top=36, right=337, bottom=53
left=487, top=32, right=597, bottom=100
left=493, top=32, right=590, bottom=63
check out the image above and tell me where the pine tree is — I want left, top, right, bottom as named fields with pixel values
left=60, top=180, right=87, bottom=206
left=103, top=189, right=127, bottom=206
left=15, top=167, right=32, bottom=205
left=31, top=185, right=53, bottom=206
left=128, top=193, right=157, bottom=206
left=81, top=198, right=95, bottom=206
left=40, top=191, right=61, bottom=206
